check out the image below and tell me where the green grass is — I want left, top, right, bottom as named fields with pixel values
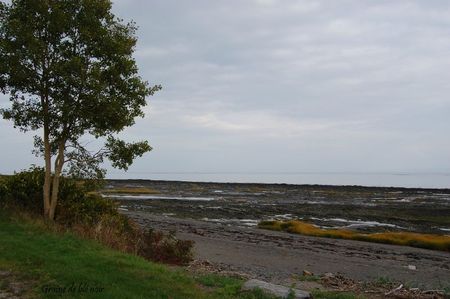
left=194, top=274, right=279, bottom=299
left=0, top=213, right=276, bottom=299
left=297, top=275, right=321, bottom=282
left=373, top=276, right=393, bottom=286
left=312, top=290, right=364, bottom=299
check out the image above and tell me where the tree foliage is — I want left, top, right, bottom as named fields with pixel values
left=0, top=0, right=160, bottom=219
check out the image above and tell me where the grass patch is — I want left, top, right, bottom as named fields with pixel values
left=298, top=275, right=321, bottom=282
left=246, top=186, right=267, bottom=193
left=373, top=276, right=393, bottom=286
left=101, top=187, right=160, bottom=194
left=312, top=290, right=364, bottom=299
left=291, top=272, right=321, bottom=282
left=196, top=274, right=242, bottom=288
left=258, top=220, right=450, bottom=252
left=0, top=213, right=275, bottom=298
left=189, top=184, right=204, bottom=192
left=194, top=274, right=280, bottom=298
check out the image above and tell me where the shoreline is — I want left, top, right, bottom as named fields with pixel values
left=123, top=211, right=450, bottom=289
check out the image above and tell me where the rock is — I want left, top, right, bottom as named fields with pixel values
left=407, top=265, right=417, bottom=270
left=9, top=282, right=24, bottom=295
left=302, top=270, right=313, bottom=276
left=0, top=271, right=11, bottom=277
left=0, top=292, right=14, bottom=299
left=322, top=272, right=334, bottom=279
left=242, top=279, right=310, bottom=299
left=194, top=229, right=205, bottom=236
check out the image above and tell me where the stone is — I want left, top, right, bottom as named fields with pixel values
left=0, top=271, right=11, bottom=277
left=242, top=279, right=310, bottom=299
left=302, top=270, right=313, bottom=276
left=0, top=292, right=13, bottom=299
left=407, top=265, right=417, bottom=270
left=9, top=282, right=24, bottom=295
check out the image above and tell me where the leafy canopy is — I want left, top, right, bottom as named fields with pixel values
left=0, top=0, right=160, bottom=178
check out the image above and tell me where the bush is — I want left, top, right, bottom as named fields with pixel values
left=71, top=212, right=144, bottom=255
left=0, top=166, right=115, bottom=223
left=139, top=229, right=194, bottom=265
left=0, top=178, right=7, bottom=203
left=57, top=191, right=120, bottom=226
left=2, top=167, right=194, bottom=265
left=2, top=167, right=44, bottom=213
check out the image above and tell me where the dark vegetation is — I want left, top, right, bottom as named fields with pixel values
left=0, top=167, right=193, bottom=266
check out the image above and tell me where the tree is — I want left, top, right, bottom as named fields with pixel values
left=0, top=0, right=161, bottom=220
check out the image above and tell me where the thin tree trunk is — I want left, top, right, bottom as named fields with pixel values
left=48, top=141, right=65, bottom=220
left=41, top=46, right=52, bottom=219
left=43, top=115, right=52, bottom=219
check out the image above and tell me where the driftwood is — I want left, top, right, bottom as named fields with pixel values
left=385, top=284, right=403, bottom=296
left=422, top=289, right=445, bottom=294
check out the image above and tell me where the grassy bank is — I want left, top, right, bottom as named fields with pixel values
left=0, top=213, right=276, bottom=299
left=258, top=220, right=450, bottom=252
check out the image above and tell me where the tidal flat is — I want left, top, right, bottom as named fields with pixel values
left=104, top=180, right=450, bottom=235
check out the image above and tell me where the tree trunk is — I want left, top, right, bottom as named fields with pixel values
left=48, top=142, right=65, bottom=220
left=43, top=122, right=52, bottom=218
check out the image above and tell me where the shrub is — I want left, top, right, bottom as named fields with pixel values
left=57, top=191, right=120, bottom=226
left=71, top=212, right=144, bottom=255
left=2, top=167, right=194, bottom=265
left=0, top=167, right=114, bottom=223
left=139, top=229, right=194, bottom=265
left=2, top=166, right=45, bottom=213
left=0, top=179, right=6, bottom=204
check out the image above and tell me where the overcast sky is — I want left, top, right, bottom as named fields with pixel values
left=1, top=0, right=450, bottom=185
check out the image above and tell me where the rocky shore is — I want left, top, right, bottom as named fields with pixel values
left=124, top=211, right=450, bottom=290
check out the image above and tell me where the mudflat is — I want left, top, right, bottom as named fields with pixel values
left=106, top=180, right=450, bottom=234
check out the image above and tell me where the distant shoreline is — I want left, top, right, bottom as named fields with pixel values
left=4, top=171, right=450, bottom=188
left=105, top=178, right=450, bottom=191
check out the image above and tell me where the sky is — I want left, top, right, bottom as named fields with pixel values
left=1, top=0, right=450, bottom=186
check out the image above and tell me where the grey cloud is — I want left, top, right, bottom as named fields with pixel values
left=1, top=0, right=450, bottom=185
